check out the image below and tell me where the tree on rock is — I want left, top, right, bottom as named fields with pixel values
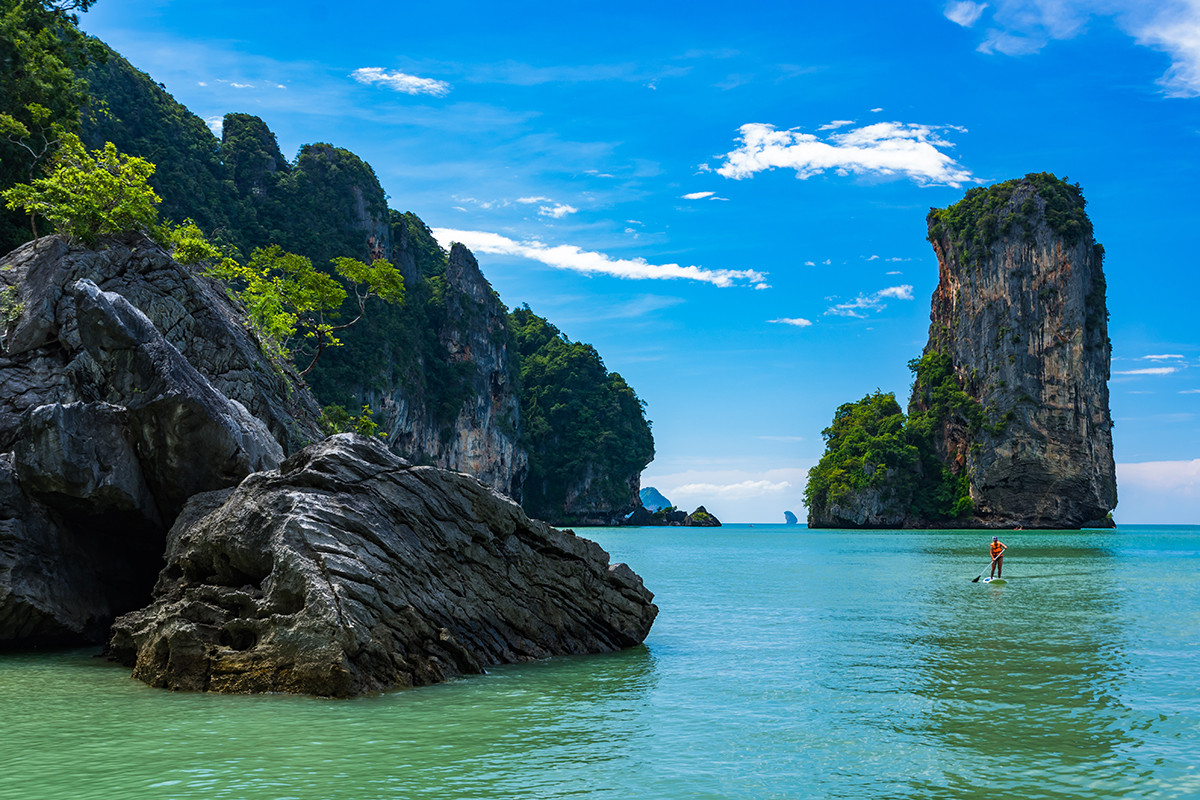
left=2, top=132, right=159, bottom=245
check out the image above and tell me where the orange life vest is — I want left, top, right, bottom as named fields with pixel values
left=991, top=541, right=1005, bottom=558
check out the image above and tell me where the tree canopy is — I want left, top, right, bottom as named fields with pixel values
left=510, top=305, right=654, bottom=521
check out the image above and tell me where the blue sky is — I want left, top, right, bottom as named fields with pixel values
left=80, top=0, right=1200, bottom=523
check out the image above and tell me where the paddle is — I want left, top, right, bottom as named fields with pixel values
left=971, top=546, right=1006, bottom=582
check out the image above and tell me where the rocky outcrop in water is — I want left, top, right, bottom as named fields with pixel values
left=0, top=234, right=310, bottom=643
left=108, top=434, right=658, bottom=696
left=920, top=175, right=1116, bottom=527
left=806, top=174, right=1116, bottom=529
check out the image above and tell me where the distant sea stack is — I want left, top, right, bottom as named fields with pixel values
left=806, top=174, right=1116, bottom=529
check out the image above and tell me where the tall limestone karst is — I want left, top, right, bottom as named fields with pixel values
left=806, top=173, right=1116, bottom=529
left=311, top=215, right=527, bottom=499
left=62, top=42, right=652, bottom=521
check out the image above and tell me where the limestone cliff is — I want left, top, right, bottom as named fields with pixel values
left=366, top=242, right=526, bottom=498
left=921, top=174, right=1116, bottom=527
left=806, top=174, right=1116, bottom=529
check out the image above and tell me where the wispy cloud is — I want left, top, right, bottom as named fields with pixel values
left=826, top=284, right=914, bottom=317
left=1114, top=367, right=1179, bottom=375
left=714, top=121, right=977, bottom=187
left=945, top=1, right=989, bottom=28
left=1118, top=458, right=1200, bottom=494
left=682, top=191, right=716, bottom=199
left=351, top=67, right=451, bottom=97
left=672, top=479, right=793, bottom=497
left=431, top=228, right=767, bottom=288
left=1143, top=353, right=1185, bottom=360
left=955, top=1, right=1200, bottom=96
left=769, top=317, right=814, bottom=327
left=538, top=203, right=578, bottom=219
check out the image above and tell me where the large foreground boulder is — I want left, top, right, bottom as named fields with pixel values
left=108, top=434, right=658, bottom=696
left=0, top=235, right=306, bottom=644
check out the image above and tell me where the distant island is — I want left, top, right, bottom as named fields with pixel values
left=805, top=174, right=1116, bottom=530
left=628, top=487, right=722, bottom=527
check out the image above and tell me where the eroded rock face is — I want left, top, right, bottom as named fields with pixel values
left=108, top=434, right=658, bottom=696
left=0, top=234, right=323, bottom=453
left=372, top=243, right=527, bottom=499
left=0, top=235, right=314, bottom=644
left=921, top=179, right=1116, bottom=527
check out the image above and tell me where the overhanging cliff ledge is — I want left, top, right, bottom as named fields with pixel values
left=806, top=173, right=1117, bottom=529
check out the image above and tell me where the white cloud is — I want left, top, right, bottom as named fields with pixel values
left=867, top=254, right=880, bottom=261
left=818, top=119, right=856, bottom=130
left=715, top=121, right=978, bottom=187
left=205, top=115, right=223, bottom=136
left=1115, top=459, right=1200, bottom=523
left=870, top=107, right=884, bottom=113
left=754, top=282, right=771, bottom=290
left=876, top=285, right=915, bottom=299
left=1181, top=389, right=1200, bottom=394
left=1119, top=459, right=1200, bottom=495
left=517, top=196, right=552, bottom=204
left=682, top=191, right=717, bottom=200
left=804, top=260, right=816, bottom=266
left=946, top=1, right=989, bottom=27
left=769, top=317, right=814, bottom=327
left=960, top=1, right=1200, bottom=96
left=539, top=203, right=578, bottom=219
left=826, top=284, right=915, bottom=317
left=1114, top=367, right=1178, bottom=375
left=1143, top=353, right=1185, bottom=360
left=351, top=67, right=451, bottom=97
left=431, top=228, right=767, bottom=288
left=672, top=479, right=793, bottom=497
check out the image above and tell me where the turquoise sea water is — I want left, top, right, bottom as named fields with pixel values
left=3, top=524, right=1198, bottom=799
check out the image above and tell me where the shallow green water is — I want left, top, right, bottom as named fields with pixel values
left=3, top=525, right=1198, bottom=799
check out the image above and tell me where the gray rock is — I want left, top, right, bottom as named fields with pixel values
left=108, top=434, right=658, bottom=696
left=0, top=235, right=310, bottom=644
left=13, top=401, right=158, bottom=527
left=71, top=278, right=284, bottom=517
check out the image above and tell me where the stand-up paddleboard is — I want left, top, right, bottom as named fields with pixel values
left=982, top=577, right=1007, bottom=585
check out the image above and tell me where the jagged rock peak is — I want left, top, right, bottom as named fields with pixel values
left=921, top=173, right=1116, bottom=528
left=805, top=174, right=1116, bottom=530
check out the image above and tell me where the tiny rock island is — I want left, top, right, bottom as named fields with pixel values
left=806, top=174, right=1116, bottom=529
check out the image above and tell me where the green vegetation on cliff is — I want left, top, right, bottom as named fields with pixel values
left=926, top=172, right=1093, bottom=260
left=0, top=0, right=104, bottom=250
left=1, top=15, right=656, bottom=518
left=804, top=355, right=976, bottom=523
left=510, top=306, right=654, bottom=521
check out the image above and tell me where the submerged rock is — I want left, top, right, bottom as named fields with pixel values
left=108, top=434, right=658, bottom=696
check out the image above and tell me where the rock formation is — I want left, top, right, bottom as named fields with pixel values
left=920, top=175, right=1116, bottom=527
left=108, top=434, right=657, bottom=696
left=806, top=174, right=1116, bottom=529
left=0, top=234, right=310, bottom=643
left=366, top=241, right=526, bottom=498
left=639, top=486, right=672, bottom=513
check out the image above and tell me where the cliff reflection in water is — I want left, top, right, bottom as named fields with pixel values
left=900, top=535, right=1170, bottom=799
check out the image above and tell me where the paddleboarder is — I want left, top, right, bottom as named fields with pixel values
left=990, top=536, right=1007, bottom=579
